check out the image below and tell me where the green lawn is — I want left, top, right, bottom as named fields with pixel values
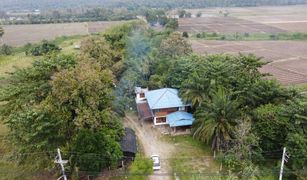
left=293, top=83, right=307, bottom=92
left=0, top=53, right=35, bottom=77
left=53, top=35, right=84, bottom=55
left=163, top=135, right=220, bottom=180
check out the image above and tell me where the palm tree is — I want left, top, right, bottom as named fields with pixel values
left=180, top=72, right=215, bottom=108
left=192, top=87, right=240, bottom=151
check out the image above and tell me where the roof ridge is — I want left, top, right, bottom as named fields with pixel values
left=152, top=88, right=168, bottom=109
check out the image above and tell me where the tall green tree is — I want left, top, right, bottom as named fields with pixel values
left=252, top=104, right=290, bottom=151
left=0, top=46, right=124, bottom=173
left=46, top=59, right=124, bottom=172
left=0, top=54, right=76, bottom=119
left=80, top=37, right=118, bottom=70
left=0, top=54, right=76, bottom=169
left=70, top=129, right=123, bottom=173
left=159, top=32, right=192, bottom=58
left=193, top=87, right=240, bottom=151
left=46, top=61, right=117, bottom=130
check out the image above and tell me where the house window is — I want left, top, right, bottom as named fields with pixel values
left=140, top=93, right=145, bottom=98
left=156, top=117, right=166, bottom=124
left=179, top=106, right=185, bottom=111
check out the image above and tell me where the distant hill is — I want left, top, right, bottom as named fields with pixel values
left=1, top=0, right=307, bottom=10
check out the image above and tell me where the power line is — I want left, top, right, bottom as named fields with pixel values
left=2, top=149, right=304, bottom=160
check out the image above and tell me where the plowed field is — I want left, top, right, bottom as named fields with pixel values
left=191, top=40, right=307, bottom=85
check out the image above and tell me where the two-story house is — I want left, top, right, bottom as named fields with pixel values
left=135, top=87, right=195, bottom=128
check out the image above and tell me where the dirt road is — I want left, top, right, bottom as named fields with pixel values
left=124, top=113, right=175, bottom=180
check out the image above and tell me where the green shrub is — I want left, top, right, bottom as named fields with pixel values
left=182, top=32, right=189, bottom=38
left=24, top=43, right=33, bottom=55
left=269, top=34, right=278, bottom=40
left=128, top=154, right=153, bottom=180
left=222, top=154, right=242, bottom=171
left=0, top=44, right=13, bottom=55
left=28, top=40, right=61, bottom=56
left=196, top=12, right=202, bottom=17
left=70, top=129, right=123, bottom=174
left=165, top=18, right=178, bottom=30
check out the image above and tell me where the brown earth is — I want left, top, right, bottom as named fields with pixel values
left=178, top=16, right=286, bottom=34
left=191, top=40, right=307, bottom=85
left=179, top=5, right=307, bottom=33
left=2, top=21, right=125, bottom=46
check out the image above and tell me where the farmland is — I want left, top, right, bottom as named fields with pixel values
left=180, top=5, right=307, bottom=33
left=0, top=4, right=307, bottom=179
left=1, top=21, right=125, bottom=46
left=179, top=5, right=307, bottom=86
left=191, top=40, right=307, bottom=85
left=179, top=16, right=286, bottom=34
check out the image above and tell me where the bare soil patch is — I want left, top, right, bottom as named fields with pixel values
left=191, top=40, right=307, bottom=85
left=182, top=5, right=307, bottom=33
left=178, top=16, right=285, bottom=34
left=2, top=21, right=125, bottom=46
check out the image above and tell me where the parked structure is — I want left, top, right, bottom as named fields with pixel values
left=135, top=87, right=195, bottom=130
left=120, top=128, right=137, bottom=165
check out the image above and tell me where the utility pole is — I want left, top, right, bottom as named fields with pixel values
left=55, top=148, right=68, bottom=180
left=279, top=147, right=289, bottom=180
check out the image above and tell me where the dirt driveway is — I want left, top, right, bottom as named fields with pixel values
left=124, top=113, right=175, bottom=180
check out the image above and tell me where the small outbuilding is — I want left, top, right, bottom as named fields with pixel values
left=166, top=111, right=195, bottom=127
left=120, top=128, right=137, bottom=162
left=166, top=111, right=195, bottom=133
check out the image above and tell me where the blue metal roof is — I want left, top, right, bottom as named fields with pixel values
left=166, top=111, right=195, bottom=127
left=145, top=88, right=186, bottom=110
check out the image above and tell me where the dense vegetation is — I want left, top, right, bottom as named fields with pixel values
left=0, top=19, right=306, bottom=179
left=0, top=22, right=143, bottom=177
left=0, top=8, right=137, bottom=25
left=2, top=0, right=307, bottom=10
left=122, top=29, right=307, bottom=178
left=25, top=40, right=61, bottom=56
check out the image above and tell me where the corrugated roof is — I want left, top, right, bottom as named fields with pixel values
left=166, top=111, right=195, bottom=127
left=136, top=102, right=153, bottom=120
left=145, top=88, right=186, bottom=109
left=120, top=128, right=137, bottom=154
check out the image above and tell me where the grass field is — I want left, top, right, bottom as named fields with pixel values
left=163, top=135, right=220, bottom=180
left=0, top=53, right=35, bottom=77
left=0, top=35, right=83, bottom=88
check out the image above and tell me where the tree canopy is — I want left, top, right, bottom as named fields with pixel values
left=0, top=29, right=128, bottom=174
